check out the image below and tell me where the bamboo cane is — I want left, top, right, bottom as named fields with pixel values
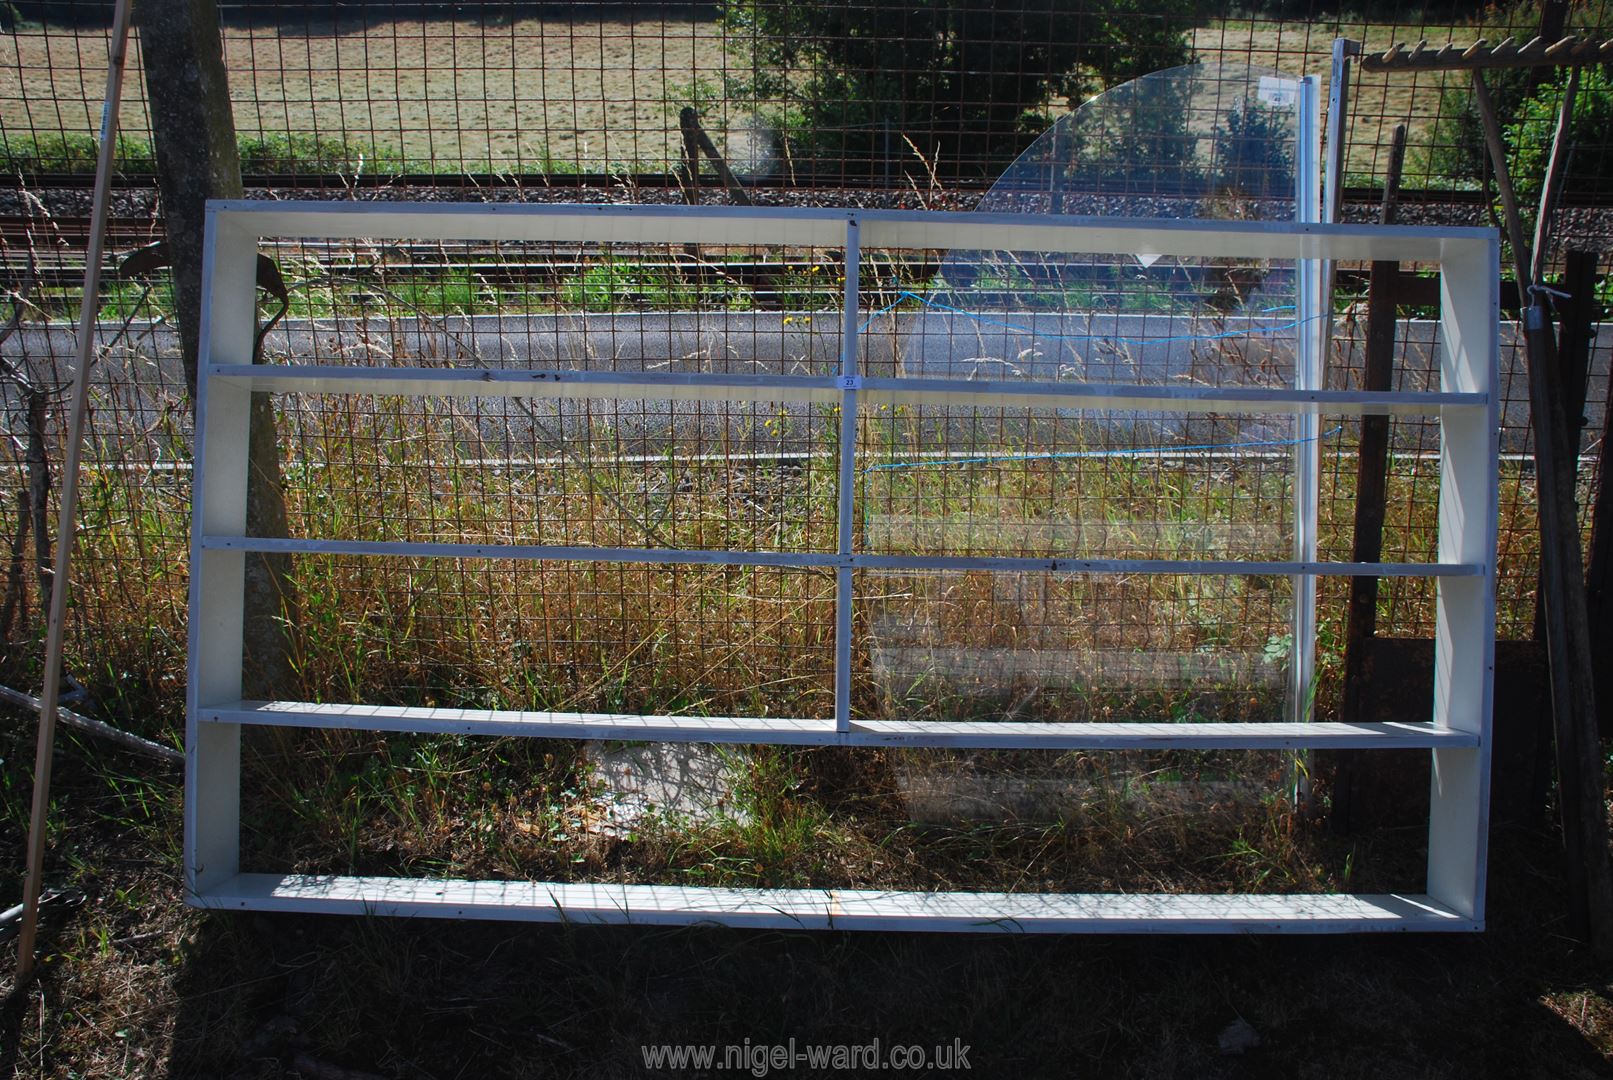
left=14, top=0, right=135, bottom=985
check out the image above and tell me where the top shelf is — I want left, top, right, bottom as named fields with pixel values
left=208, top=364, right=1487, bottom=416
left=210, top=200, right=1495, bottom=264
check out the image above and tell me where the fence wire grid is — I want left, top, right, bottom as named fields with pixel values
left=0, top=2, right=1609, bottom=193
left=0, top=0, right=1605, bottom=763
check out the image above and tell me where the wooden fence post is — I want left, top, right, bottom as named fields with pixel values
left=1333, top=125, right=1406, bottom=832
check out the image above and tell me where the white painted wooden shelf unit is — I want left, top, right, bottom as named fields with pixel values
left=188, top=201, right=1498, bottom=933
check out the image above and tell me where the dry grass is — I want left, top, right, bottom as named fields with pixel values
left=0, top=339, right=1594, bottom=1078
left=21, top=266, right=1536, bottom=896
left=0, top=101, right=1582, bottom=1069
left=0, top=11, right=1508, bottom=177
left=33, top=378, right=1520, bottom=901
left=1190, top=17, right=1477, bottom=186
left=0, top=14, right=730, bottom=172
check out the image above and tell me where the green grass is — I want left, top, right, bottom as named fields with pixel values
left=27, top=249, right=1379, bottom=328
left=0, top=129, right=592, bottom=178
left=558, top=257, right=726, bottom=313
left=0, top=131, right=155, bottom=173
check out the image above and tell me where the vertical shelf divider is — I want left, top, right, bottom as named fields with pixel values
left=186, top=210, right=258, bottom=896
left=1425, top=236, right=1501, bottom=922
left=834, top=218, right=862, bottom=734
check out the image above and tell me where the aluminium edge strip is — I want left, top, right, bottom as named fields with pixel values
left=190, top=202, right=1497, bottom=933
left=195, top=873, right=1478, bottom=933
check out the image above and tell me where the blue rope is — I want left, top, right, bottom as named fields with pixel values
left=858, top=289, right=1317, bottom=345
left=863, top=425, right=1344, bottom=474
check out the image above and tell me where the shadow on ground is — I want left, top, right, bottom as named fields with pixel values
left=158, top=829, right=1613, bottom=1080
left=4, top=730, right=1611, bottom=1079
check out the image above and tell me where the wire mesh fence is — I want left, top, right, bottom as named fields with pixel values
left=0, top=2, right=1606, bottom=196
left=3, top=203, right=1591, bottom=734
left=0, top=0, right=1605, bottom=762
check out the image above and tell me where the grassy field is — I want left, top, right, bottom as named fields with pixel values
left=1190, top=18, right=1477, bottom=187
left=0, top=13, right=731, bottom=174
left=0, top=10, right=1513, bottom=180
left=0, top=426, right=1597, bottom=1076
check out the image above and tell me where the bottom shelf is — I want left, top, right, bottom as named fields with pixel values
left=200, top=700, right=1480, bottom=750
left=195, top=874, right=1478, bottom=934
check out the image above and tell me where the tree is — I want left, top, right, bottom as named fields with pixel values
left=138, top=0, right=298, bottom=697
left=722, top=0, right=1193, bottom=180
left=1505, top=66, right=1613, bottom=218
left=1427, top=0, right=1613, bottom=187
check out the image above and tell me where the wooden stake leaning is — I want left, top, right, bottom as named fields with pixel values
left=1472, top=67, right=1613, bottom=958
left=13, top=0, right=134, bottom=985
left=678, top=108, right=754, bottom=206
